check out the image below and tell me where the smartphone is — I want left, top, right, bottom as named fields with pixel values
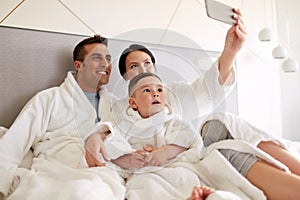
left=204, top=0, right=236, bottom=25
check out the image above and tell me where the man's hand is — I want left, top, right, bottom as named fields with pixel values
left=85, top=132, right=110, bottom=167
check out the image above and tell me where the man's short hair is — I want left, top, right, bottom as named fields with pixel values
left=73, top=35, right=108, bottom=62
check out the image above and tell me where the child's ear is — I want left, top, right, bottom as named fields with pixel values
left=128, top=97, right=138, bottom=110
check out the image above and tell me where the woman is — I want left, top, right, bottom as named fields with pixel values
left=114, top=41, right=300, bottom=199
left=86, top=8, right=300, bottom=199
left=86, top=9, right=246, bottom=167
left=85, top=8, right=249, bottom=199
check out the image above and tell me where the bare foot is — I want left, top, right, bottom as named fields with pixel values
left=187, top=186, right=215, bottom=200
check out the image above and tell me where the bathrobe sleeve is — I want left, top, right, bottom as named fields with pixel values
left=90, top=121, right=135, bottom=160
left=165, top=118, right=204, bottom=162
left=166, top=60, right=236, bottom=122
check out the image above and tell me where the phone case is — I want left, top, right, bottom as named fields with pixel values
left=205, top=0, right=235, bottom=25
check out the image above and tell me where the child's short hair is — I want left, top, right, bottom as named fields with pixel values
left=128, top=72, right=162, bottom=97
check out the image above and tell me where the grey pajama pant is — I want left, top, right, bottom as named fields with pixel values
left=201, top=120, right=258, bottom=177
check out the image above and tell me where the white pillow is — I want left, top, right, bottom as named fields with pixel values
left=0, top=126, right=33, bottom=169
left=0, top=126, right=8, bottom=137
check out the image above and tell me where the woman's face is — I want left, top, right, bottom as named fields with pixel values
left=124, top=50, right=156, bottom=80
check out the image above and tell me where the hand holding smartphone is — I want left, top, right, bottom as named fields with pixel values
left=205, top=0, right=236, bottom=25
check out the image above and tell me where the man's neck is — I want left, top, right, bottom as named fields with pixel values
left=75, top=77, right=101, bottom=93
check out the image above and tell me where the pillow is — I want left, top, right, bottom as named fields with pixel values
left=0, top=126, right=8, bottom=137
left=0, top=126, right=33, bottom=169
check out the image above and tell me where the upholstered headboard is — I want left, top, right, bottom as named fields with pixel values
left=0, top=26, right=88, bottom=128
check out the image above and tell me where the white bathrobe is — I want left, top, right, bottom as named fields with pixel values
left=106, top=105, right=202, bottom=158
left=108, top=105, right=203, bottom=162
left=92, top=105, right=203, bottom=200
left=93, top=106, right=243, bottom=200
left=0, top=72, right=125, bottom=200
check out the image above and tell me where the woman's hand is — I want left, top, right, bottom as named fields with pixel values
left=224, top=9, right=247, bottom=55
left=219, top=8, right=247, bottom=84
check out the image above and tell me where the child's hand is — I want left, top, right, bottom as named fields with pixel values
left=129, top=151, right=147, bottom=168
left=144, top=147, right=168, bottom=166
left=143, top=145, right=186, bottom=166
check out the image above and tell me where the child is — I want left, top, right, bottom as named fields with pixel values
left=110, top=72, right=201, bottom=168
left=94, top=72, right=240, bottom=200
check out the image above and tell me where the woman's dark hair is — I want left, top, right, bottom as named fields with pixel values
left=118, top=44, right=156, bottom=78
left=73, top=35, right=108, bottom=62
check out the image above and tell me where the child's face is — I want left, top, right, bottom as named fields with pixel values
left=129, top=76, right=166, bottom=118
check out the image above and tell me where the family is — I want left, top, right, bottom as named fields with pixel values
left=1, top=8, right=300, bottom=200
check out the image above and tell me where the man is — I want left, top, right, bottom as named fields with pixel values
left=0, top=35, right=125, bottom=200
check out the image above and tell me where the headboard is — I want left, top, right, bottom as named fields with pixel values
left=0, top=26, right=238, bottom=128
left=0, top=26, right=88, bottom=128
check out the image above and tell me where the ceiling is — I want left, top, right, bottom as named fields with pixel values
left=0, top=0, right=243, bottom=51
left=0, top=0, right=299, bottom=69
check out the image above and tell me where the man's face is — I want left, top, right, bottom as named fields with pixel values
left=76, top=43, right=112, bottom=92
